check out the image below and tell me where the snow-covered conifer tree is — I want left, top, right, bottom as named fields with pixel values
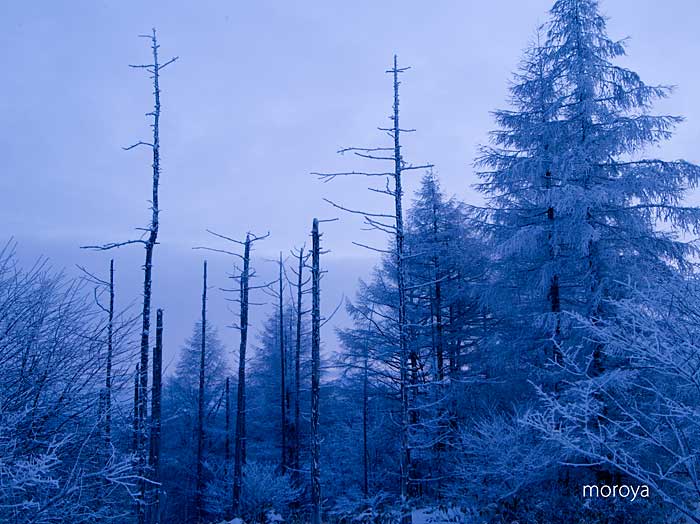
left=471, top=0, right=700, bottom=520
left=478, top=0, right=700, bottom=364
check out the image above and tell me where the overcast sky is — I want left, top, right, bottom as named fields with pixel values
left=2, top=0, right=699, bottom=371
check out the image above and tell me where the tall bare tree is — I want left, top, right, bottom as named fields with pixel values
left=196, top=261, right=208, bottom=523
left=313, top=55, right=430, bottom=523
left=77, top=259, right=116, bottom=446
left=232, top=236, right=251, bottom=516
left=82, top=29, right=177, bottom=524
left=310, top=219, right=322, bottom=524
left=106, top=260, right=115, bottom=444
left=278, top=252, right=289, bottom=471
left=196, top=230, right=268, bottom=517
left=289, top=246, right=309, bottom=478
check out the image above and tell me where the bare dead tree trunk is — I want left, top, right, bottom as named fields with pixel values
left=149, top=309, right=163, bottom=524
left=294, top=247, right=304, bottom=478
left=310, top=219, right=322, bottom=524
left=232, top=235, right=251, bottom=516
left=134, top=33, right=164, bottom=524
left=312, top=56, right=428, bottom=523
left=105, top=259, right=114, bottom=445
left=76, top=260, right=118, bottom=455
left=133, top=363, right=140, bottom=453
left=386, top=55, right=413, bottom=524
left=196, top=261, right=207, bottom=523
left=286, top=313, right=294, bottom=469
left=278, top=253, right=288, bottom=472
left=225, top=376, right=231, bottom=471
left=194, top=230, right=270, bottom=517
left=362, top=310, right=373, bottom=499
left=81, top=31, right=177, bottom=524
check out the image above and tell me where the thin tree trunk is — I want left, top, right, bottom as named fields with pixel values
left=388, top=55, right=412, bottom=524
left=232, top=236, right=251, bottom=516
left=279, top=253, right=288, bottom=471
left=133, top=363, right=140, bottom=454
left=428, top=186, right=447, bottom=485
left=149, top=309, right=163, bottom=524
left=225, top=377, right=231, bottom=470
left=79, top=31, right=176, bottom=524
left=196, top=261, right=207, bottom=523
left=448, top=305, right=457, bottom=376
left=105, top=259, right=114, bottom=446
left=310, top=219, right=322, bottom=524
left=136, top=31, right=167, bottom=524
left=546, top=164, right=562, bottom=366
left=362, top=310, right=373, bottom=499
left=427, top=185, right=445, bottom=383
left=294, top=247, right=304, bottom=478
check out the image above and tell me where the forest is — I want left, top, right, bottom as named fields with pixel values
left=3, top=0, right=700, bottom=523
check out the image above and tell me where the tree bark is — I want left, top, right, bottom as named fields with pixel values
left=105, top=259, right=114, bottom=446
left=278, top=253, right=288, bottom=471
left=232, top=236, right=251, bottom=516
left=149, top=309, right=163, bottom=524
left=225, top=376, right=231, bottom=470
left=136, top=31, right=168, bottom=524
left=196, top=261, right=207, bottom=523
left=362, top=311, right=372, bottom=498
left=389, top=55, right=412, bottom=524
left=310, top=219, right=322, bottom=524
left=133, top=363, right=140, bottom=454
left=294, top=247, right=304, bottom=478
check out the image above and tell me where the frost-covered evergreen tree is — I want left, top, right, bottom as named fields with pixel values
left=337, top=172, right=486, bottom=507
left=470, top=0, right=700, bottom=521
left=404, top=173, right=487, bottom=494
left=477, top=0, right=700, bottom=375
left=406, top=172, right=486, bottom=384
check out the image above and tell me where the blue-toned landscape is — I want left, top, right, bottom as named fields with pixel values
left=2, top=1, right=700, bottom=523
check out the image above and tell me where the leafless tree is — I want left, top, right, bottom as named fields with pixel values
left=196, top=261, right=208, bottom=522
left=278, top=253, right=289, bottom=471
left=310, top=218, right=322, bottom=524
left=107, top=260, right=115, bottom=444
left=77, top=259, right=116, bottom=446
left=196, top=230, right=269, bottom=517
left=82, top=29, right=177, bottom=524
left=313, top=55, right=430, bottom=523
left=287, top=246, right=310, bottom=479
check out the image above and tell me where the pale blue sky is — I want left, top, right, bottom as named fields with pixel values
left=2, top=0, right=699, bottom=369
